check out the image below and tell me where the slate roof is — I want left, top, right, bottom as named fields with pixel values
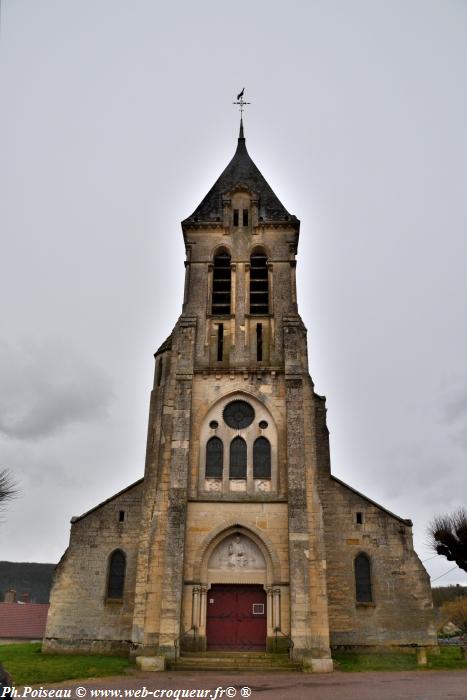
left=182, top=122, right=296, bottom=225
left=0, top=602, right=49, bottom=639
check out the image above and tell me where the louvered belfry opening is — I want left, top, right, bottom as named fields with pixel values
left=250, top=251, right=269, bottom=315
left=212, top=250, right=231, bottom=315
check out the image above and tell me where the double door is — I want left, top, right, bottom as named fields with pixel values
left=206, top=584, right=267, bottom=650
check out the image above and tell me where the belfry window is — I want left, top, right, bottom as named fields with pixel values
left=206, top=437, right=223, bottom=478
left=107, top=549, right=126, bottom=600
left=243, top=209, right=249, bottom=226
left=230, top=437, right=247, bottom=479
left=233, top=209, right=239, bottom=227
left=212, top=251, right=231, bottom=316
left=253, top=437, right=271, bottom=479
left=355, top=553, right=373, bottom=603
left=250, top=251, right=269, bottom=315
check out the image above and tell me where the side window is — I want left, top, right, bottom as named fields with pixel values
left=206, top=437, right=223, bottom=478
left=107, top=550, right=126, bottom=600
left=212, top=251, right=231, bottom=315
left=230, top=437, right=247, bottom=479
left=253, top=437, right=271, bottom=478
left=355, top=553, right=373, bottom=603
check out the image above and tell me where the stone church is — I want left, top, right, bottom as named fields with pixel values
left=44, top=119, right=436, bottom=670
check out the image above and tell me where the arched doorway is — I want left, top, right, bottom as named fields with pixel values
left=206, top=534, right=267, bottom=650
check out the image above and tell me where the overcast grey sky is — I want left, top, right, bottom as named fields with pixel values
left=1, top=1, right=466, bottom=587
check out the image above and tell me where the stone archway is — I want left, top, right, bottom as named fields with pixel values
left=190, top=526, right=283, bottom=650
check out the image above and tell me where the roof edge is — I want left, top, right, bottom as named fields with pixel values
left=330, top=475, right=412, bottom=526
left=71, top=478, right=144, bottom=524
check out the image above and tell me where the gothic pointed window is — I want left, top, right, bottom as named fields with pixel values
left=212, top=250, right=231, bottom=316
left=206, top=437, right=223, bottom=478
left=253, top=437, right=271, bottom=479
left=107, top=549, right=126, bottom=600
left=355, top=553, right=373, bottom=603
left=250, top=251, right=269, bottom=315
left=230, top=437, right=247, bottom=479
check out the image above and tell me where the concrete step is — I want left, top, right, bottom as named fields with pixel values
left=168, top=652, right=301, bottom=672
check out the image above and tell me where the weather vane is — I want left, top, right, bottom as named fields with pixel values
left=233, top=88, right=251, bottom=117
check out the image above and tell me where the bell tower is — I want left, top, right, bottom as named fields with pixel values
left=181, top=119, right=307, bottom=374
left=130, top=116, right=333, bottom=669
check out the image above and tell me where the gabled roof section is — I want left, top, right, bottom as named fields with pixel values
left=71, top=478, right=143, bottom=524
left=182, top=121, right=297, bottom=225
left=331, top=476, right=413, bottom=526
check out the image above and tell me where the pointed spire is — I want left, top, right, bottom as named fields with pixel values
left=239, top=117, right=244, bottom=141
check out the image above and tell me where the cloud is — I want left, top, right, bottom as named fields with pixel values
left=443, top=384, right=467, bottom=424
left=0, top=338, right=113, bottom=440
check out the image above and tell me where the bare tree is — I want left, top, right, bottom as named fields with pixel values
left=0, top=469, right=17, bottom=513
left=428, top=507, right=467, bottom=573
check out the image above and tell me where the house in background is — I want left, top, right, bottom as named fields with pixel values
left=0, top=590, right=49, bottom=643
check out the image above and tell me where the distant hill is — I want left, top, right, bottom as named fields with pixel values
left=0, top=561, right=56, bottom=603
left=432, top=584, right=467, bottom=607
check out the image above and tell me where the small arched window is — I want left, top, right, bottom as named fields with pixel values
left=355, top=553, right=373, bottom=603
left=107, top=549, right=126, bottom=600
left=230, top=437, right=247, bottom=479
left=212, top=250, right=231, bottom=315
left=250, top=251, right=269, bottom=315
left=206, top=437, right=223, bottom=478
left=253, top=437, right=271, bottom=479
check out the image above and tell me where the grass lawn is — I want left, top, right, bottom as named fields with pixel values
left=333, top=646, right=467, bottom=672
left=0, top=643, right=133, bottom=685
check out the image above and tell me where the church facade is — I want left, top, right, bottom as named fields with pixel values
left=44, top=121, right=436, bottom=669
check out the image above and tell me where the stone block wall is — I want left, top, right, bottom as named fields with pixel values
left=317, top=475, right=437, bottom=647
left=43, top=481, right=143, bottom=654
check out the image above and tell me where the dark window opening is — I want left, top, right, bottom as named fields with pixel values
left=253, top=437, right=271, bottom=479
left=259, top=420, right=268, bottom=429
left=206, top=437, right=223, bottom=478
left=356, top=512, right=363, bottom=525
left=156, top=358, right=163, bottom=386
left=217, top=324, right=224, bottom=361
left=107, top=550, right=126, bottom=600
left=230, top=437, right=247, bottom=479
left=355, top=553, right=373, bottom=603
left=209, top=420, right=219, bottom=429
left=243, top=209, right=249, bottom=226
left=118, top=510, right=125, bottom=523
left=233, top=209, right=239, bottom=226
left=250, top=252, right=269, bottom=315
left=256, top=323, right=263, bottom=361
left=212, top=251, right=231, bottom=315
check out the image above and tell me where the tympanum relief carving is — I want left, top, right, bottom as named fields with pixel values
left=208, top=534, right=266, bottom=571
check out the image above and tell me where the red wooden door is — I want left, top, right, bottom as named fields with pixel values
left=206, top=584, right=267, bottom=650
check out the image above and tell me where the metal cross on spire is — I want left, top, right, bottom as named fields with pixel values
left=233, top=88, right=251, bottom=118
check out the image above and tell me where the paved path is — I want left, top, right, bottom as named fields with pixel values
left=23, top=669, right=467, bottom=700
